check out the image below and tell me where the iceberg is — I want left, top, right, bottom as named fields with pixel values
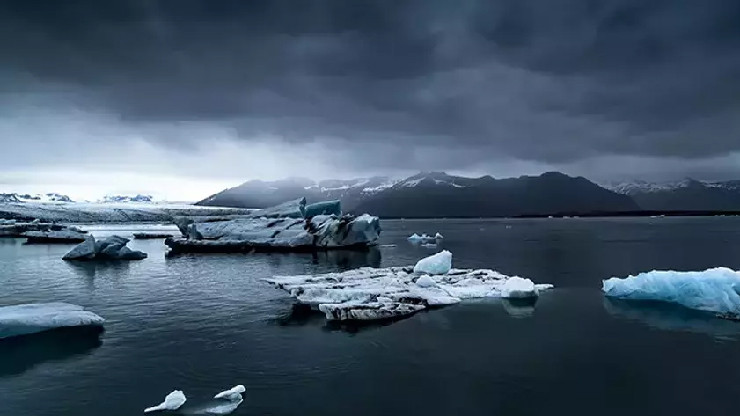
left=214, top=385, right=245, bottom=401
left=264, top=252, right=552, bottom=323
left=602, top=267, right=740, bottom=314
left=0, top=303, right=105, bottom=339
left=144, top=390, right=187, bottom=413
left=166, top=201, right=380, bottom=253
left=413, top=250, right=452, bottom=275
left=63, top=235, right=147, bottom=261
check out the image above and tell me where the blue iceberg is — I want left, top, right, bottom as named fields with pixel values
left=602, top=267, right=740, bottom=315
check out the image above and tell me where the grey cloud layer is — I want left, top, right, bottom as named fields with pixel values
left=2, top=0, right=740, bottom=175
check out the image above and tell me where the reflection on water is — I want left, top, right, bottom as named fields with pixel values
left=603, top=298, right=740, bottom=340
left=64, top=260, right=132, bottom=279
left=501, top=297, right=538, bottom=318
left=167, top=247, right=382, bottom=270
left=185, top=398, right=243, bottom=415
left=0, top=326, right=103, bottom=377
left=274, top=301, right=420, bottom=334
left=310, top=248, right=381, bottom=269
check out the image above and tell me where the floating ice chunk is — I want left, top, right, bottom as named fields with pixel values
left=144, top=390, right=187, bottom=413
left=0, top=303, right=105, bottom=339
left=63, top=235, right=147, bottom=261
left=413, top=250, right=452, bottom=275
left=408, top=232, right=443, bottom=244
left=500, top=276, right=540, bottom=299
left=62, top=236, right=97, bottom=260
left=265, top=262, right=553, bottom=323
left=602, top=267, right=740, bottom=314
left=214, top=385, right=245, bottom=401
left=415, top=275, right=437, bottom=288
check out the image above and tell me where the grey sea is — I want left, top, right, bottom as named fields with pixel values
left=2, top=217, right=740, bottom=416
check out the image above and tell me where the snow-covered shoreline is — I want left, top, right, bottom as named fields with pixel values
left=0, top=201, right=251, bottom=223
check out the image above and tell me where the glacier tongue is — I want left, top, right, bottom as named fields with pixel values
left=603, top=267, right=740, bottom=314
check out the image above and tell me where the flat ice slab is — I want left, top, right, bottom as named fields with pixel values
left=603, top=267, right=740, bottom=314
left=265, top=254, right=552, bottom=322
left=0, top=303, right=105, bottom=339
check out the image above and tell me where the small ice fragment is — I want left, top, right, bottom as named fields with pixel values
left=144, top=390, right=187, bottom=413
left=214, top=385, right=245, bottom=401
left=415, top=275, right=437, bottom=288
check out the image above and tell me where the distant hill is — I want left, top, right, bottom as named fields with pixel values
left=0, top=193, right=73, bottom=203
left=197, top=171, right=639, bottom=217
left=100, top=194, right=153, bottom=203
left=606, top=179, right=740, bottom=211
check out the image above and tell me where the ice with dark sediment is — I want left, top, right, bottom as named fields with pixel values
left=166, top=199, right=381, bottom=253
left=63, top=235, right=147, bottom=260
left=264, top=251, right=553, bottom=322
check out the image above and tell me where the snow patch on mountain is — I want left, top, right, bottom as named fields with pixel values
left=605, top=179, right=740, bottom=195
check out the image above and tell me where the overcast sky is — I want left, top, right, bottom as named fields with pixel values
left=2, top=0, right=740, bottom=200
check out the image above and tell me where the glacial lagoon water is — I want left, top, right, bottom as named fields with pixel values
left=2, top=217, right=740, bottom=415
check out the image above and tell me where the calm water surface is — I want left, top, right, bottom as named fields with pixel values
left=2, top=217, right=740, bottom=415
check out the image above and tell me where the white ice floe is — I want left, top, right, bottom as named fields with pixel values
left=264, top=251, right=552, bottom=322
left=144, top=390, right=187, bottom=413
left=413, top=250, right=452, bottom=275
left=407, top=232, right=443, bottom=244
left=603, top=267, right=740, bottom=314
left=214, top=385, right=245, bottom=401
left=0, top=303, right=105, bottom=339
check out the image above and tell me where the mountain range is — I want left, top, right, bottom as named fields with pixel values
left=196, top=172, right=642, bottom=217
left=604, top=179, right=740, bottom=211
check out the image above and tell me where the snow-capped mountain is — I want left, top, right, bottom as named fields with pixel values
left=605, top=179, right=740, bottom=211
left=0, top=193, right=73, bottom=203
left=197, top=176, right=399, bottom=210
left=197, top=171, right=638, bottom=217
left=100, top=194, right=154, bottom=203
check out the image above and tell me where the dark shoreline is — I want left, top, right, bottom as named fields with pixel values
left=365, top=210, right=740, bottom=220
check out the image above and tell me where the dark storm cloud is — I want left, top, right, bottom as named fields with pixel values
left=2, top=0, right=740, bottom=170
